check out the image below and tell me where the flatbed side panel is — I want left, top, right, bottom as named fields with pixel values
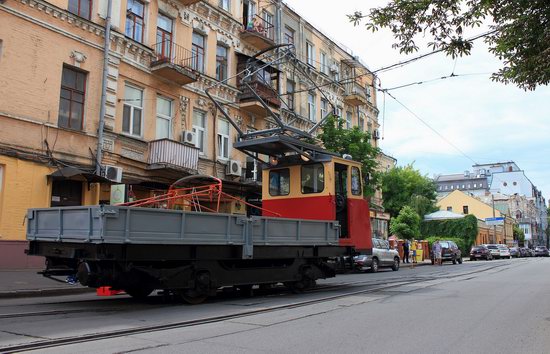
left=250, top=216, right=339, bottom=245
left=27, top=207, right=103, bottom=242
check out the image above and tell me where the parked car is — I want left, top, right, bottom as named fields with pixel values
left=354, top=238, right=400, bottom=273
left=528, top=248, right=536, bottom=257
left=509, top=247, right=521, bottom=258
left=519, top=247, right=531, bottom=257
left=432, top=240, right=463, bottom=264
left=497, top=244, right=511, bottom=259
left=484, top=244, right=502, bottom=259
left=534, top=246, right=549, bottom=257
left=470, top=245, right=493, bottom=261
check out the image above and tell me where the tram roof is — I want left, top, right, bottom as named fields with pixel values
left=234, top=135, right=338, bottom=160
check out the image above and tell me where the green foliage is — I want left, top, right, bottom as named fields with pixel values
left=513, top=225, right=525, bottom=245
left=348, top=0, right=550, bottom=90
left=318, top=115, right=380, bottom=196
left=420, top=214, right=478, bottom=251
left=380, top=164, right=437, bottom=219
left=424, top=236, right=469, bottom=257
left=389, top=206, right=421, bottom=240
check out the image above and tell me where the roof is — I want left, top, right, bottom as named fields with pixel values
left=424, top=210, right=465, bottom=220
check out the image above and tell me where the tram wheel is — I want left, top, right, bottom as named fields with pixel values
left=179, top=290, right=208, bottom=305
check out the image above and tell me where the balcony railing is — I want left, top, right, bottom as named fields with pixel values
left=148, top=139, right=199, bottom=171
left=240, top=15, right=275, bottom=50
left=177, top=0, right=201, bottom=5
left=150, top=40, right=198, bottom=85
left=238, top=80, right=281, bottom=114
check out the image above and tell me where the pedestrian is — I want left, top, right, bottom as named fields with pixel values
left=434, top=240, right=442, bottom=266
left=403, top=240, right=410, bottom=264
left=410, top=239, right=417, bottom=269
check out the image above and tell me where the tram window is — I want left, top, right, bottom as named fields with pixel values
left=301, top=163, right=325, bottom=194
left=269, top=169, right=290, bottom=196
left=351, top=167, right=362, bottom=195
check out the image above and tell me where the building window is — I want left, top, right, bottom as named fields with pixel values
left=125, top=0, right=145, bottom=43
left=286, top=80, right=295, bottom=109
left=445, top=185, right=448, bottom=190
left=462, top=184, right=465, bottom=189
left=301, top=163, right=325, bottom=194
left=463, top=205, right=469, bottom=214
left=284, top=26, right=294, bottom=45
left=307, top=93, right=316, bottom=121
left=219, top=0, right=230, bottom=11
left=366, top=85, right=372, bottom=101
left=306, top=42, right=315, bottom=67
left=320, top=52, right=328, bottom=74
left=474, top=183, right=477, bottom=188
left=68, top=0, right=91, bottom=19
left=335, top=107, right=342, bottom=118
left=58, top=66, right=86, bottom=131
left=156, top=14, right=173, bottom=58
left=192, top=109, right=206, bottom=154
left=479, top=183, right=483, bottom=187
left=192, top=32, right=205, bottom=72
left=359, top=117, right=365, bottom=131
left=217, top=119, right=230, bottom=160
left=122, top=84, right=143, bottom=137
left=262, top=11, right=274, bottom=39
left=346, top=111, right=352, bottom=129
left=269, top=169, right=290, bottom=196
left=468, top=184, right=471, bottom=189
left=451, top=185, right=454, bottom=190
left=216, top=45, right=228, bottom=81
left=447, top=206, right=452, bottom=212
left=156, top=96, right=172, bottom=139
left=320, top=98, right=328, bottom=119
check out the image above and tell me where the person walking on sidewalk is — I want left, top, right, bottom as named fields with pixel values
left=410, top=240, right=418, bottom=269
left=434, top=240, right=442, bottom=266
left=402, top=240, right=410, bottom=264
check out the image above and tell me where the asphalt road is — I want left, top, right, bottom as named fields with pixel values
left=1, top=257, right=549, bottom=353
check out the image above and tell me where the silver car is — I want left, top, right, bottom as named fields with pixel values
left=497, top=244, right=511, bottom=259
left=354, top=238, right=400, bottom=273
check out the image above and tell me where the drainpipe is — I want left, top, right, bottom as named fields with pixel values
left=96, top=0, right=112, bottom=175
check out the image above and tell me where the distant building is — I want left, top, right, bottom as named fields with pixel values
left=370, top=152, right=397, bottom=239
left=435, top=161, right=547, bottom=246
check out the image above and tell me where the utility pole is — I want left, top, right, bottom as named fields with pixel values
left=492, top=194, right=497, bottom=244
left=96, top=0, right=112, bottom=175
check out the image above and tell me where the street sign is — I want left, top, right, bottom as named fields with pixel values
left=485, top=217, right=504, bottom=226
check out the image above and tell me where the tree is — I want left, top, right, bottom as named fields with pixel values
left=390, top=206, right=421, bottom=240
left=349, top=0, right=550, bottom=90
left=318, top=115, right=380, bottom=196
left=380, top=164, right=437, bottom=219
left=513, top=225, right=525, bottom=246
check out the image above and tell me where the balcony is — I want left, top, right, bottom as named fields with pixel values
left=240, top=15, right=275, bottom=50
left=176, top=0, right=201, bottom=5
left=150, top=41, right=198, bottom=85
left=148, top=139, right=199, bottom=172
left=344, top=83, right=370, bottom=106
left=238, top=80, right=281, bottom=115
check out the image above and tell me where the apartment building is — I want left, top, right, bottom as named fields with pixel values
left=0, top=0, right=381, bottom=267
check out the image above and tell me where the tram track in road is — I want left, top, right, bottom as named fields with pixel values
left=0, top=260, right=521, bottom=353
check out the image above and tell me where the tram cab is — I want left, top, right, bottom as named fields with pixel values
left=261, top=153, right=372, bottom=252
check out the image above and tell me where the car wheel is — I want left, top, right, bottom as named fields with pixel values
left=458, top=257, right=463, bottom=264
left=370, top=258, right=379, bottom=273
left=391, top=257, right=400, bottom=271
left=452, top=257, right=457, bottom=265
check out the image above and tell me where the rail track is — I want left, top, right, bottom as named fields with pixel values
left=0, top=261, right=522, bottom=353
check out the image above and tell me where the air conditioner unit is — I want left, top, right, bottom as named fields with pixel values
left=181, top=130, right=196, bottom=146
left=226, top=160, right=242, bottom=177
left=103, top=165, right=123, bottom=183
left=329, top=64, right=339, bottom=73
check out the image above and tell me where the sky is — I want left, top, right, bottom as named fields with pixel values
left=283, top=0, right=550, bottom=202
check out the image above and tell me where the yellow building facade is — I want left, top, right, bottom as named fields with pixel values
left=437, top=190, right=514, bottom=245
left=0, top=0, right=380, bottom=267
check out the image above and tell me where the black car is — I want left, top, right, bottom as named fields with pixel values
left=432, top=240, right=463, bottom=264
left=534, top=246, right=549, bottom=257
left=470, top=245, right=493, bottom=261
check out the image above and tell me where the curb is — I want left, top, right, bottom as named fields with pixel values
left=0, top=287, right=95, bottom=299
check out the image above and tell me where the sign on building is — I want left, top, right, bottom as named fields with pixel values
left=485, top=217, right=504, bottom=226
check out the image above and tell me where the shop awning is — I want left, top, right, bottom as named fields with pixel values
left=48, top=166, right=112, bottom=184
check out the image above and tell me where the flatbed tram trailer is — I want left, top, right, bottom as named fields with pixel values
left=26, top=148, right=372, bottom=302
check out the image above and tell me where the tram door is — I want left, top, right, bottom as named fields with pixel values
left=334, top=163, right=348, bottom=237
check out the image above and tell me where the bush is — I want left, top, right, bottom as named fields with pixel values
left=424, top=236, right=470, bottom=257
left=421, top=214, right=478, bottom=251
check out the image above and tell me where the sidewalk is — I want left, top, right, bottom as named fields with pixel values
left=400, top=257, right=471, bottom=268
left=0, top=269, right=93, bottom=299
